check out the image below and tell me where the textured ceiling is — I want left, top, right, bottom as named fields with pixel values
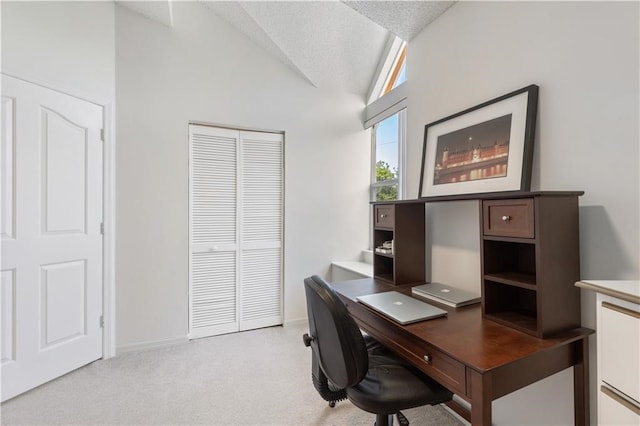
left=203, top=1, right=389, bottom=96
left=116, top=1, right=455, bottom=98
left=196, top=1, right=313, bottom=86
left=342, top=1, right=455, bottom=41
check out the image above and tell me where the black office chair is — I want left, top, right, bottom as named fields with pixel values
left=302, top=275, right=453, bottom=426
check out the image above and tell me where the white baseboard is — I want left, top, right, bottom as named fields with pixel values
left=117, top=320, right=307, bottom=354
left=283, top=317, right=308, bottom=327
left=116, top=335, right=189, bottom=355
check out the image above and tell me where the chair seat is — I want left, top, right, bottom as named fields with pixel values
left=347, top=337, right=453, bottom=415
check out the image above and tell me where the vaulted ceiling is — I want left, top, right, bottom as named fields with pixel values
left=116, top=1, right=455, bottom=99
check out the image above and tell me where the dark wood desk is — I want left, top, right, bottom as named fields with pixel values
left=332, top=278, right=594, bottom=426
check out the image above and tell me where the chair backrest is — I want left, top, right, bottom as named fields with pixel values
left=303, top=275, right=368, bottom=389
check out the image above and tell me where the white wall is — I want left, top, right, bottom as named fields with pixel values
left=1, top=1, right=115, bottom=103
left=407, top=2, right=639, bottom=424
left=1, top=0, right=117, bottom=354
left=114, top=2, right=370, bottom=348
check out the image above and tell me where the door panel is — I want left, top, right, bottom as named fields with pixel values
left=1, top=270, right=16, bottom=364
left=41, top=260, right=87, bottom=347
left=240, top=246, right=282, bottom=330
left=1, top=96, right=15, bottom=240
left=189, top=125, right=239, bottom=338
left=190, top=251, right=237, bottom=337
left=42, top=108, right=88, bottom=234
left=1, top=75, right=103, bottom=401
left=239, top=131, right=283, bottom=331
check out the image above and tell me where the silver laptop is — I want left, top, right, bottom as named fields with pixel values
left=356, top=291, right=447, bottom=325
left=412, top=283, right=481, bottom=308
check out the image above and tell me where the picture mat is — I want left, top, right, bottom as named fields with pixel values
left=421, top=91, right=529, bottom=197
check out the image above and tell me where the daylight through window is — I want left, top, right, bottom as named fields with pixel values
left=371, top=110, right=405, bottom=201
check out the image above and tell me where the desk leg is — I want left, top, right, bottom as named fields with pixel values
left=469, top=369, right=492, bottom=426
left=573, top=337, right=589, bottom=426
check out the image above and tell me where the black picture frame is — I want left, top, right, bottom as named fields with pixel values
left=419, top=85, right=538, bottom=199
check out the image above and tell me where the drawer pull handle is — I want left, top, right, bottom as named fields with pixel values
left=423, top=354, right=432, bottom=364
left=501, top=215, right=511, bottom=222
left=380, top=214, right=387, bottom=219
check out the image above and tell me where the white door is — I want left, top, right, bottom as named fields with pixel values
left=189, top=126, right=240, bottom=337
left=239, top=131, right=283, bottom=331
left=189, top=125, right=283, bottom=339
left=1, top=75, right=104, bottom=401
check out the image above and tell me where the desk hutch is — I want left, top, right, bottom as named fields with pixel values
left=373, top=191, right=584, bottom=337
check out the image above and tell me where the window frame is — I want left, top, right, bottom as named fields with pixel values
left=367, top=36, right=407, bottom=105
left=370, top=109, right=406, bottom=202
left=365, top=35, right=408, bottom=249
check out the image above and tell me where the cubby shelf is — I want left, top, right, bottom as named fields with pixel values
left=480, top=193, right=583, bottom=338
left=372, top=201, right=425, bottom=286
left=485, top=311, right=538, bottom=335
left=374, top=252, right=394, bottom=259
left=483, top=272, right=537, bottom=289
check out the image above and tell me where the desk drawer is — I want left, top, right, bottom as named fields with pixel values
left=345, top=298, right=467, bottom=395
left=483, top=199, right=534, bottom=238
left=411, top=341, right=467, bottom=396
left=374, top=205, right=394, bottom=230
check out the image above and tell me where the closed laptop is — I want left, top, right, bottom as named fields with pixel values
left=356, top=291, right=447, bottom=325
left=412, top=283, right=481, bottom=308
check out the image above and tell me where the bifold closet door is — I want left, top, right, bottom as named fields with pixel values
left=189, top=125, right=283, bottom=339
left=189, top=126, right=239, bottom=338
left=239, top=131, right=283, bottom=331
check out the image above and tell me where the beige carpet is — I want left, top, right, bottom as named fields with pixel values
left=0, top=322, right=464, bottom=425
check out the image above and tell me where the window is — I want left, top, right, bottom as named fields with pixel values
left=371, top=110, right=406, bottom=201
left=367, top=37, right=407, bottom=104
left=381, top=44, right=406, bottom=97
left=367, top=36, right=407, bottom=202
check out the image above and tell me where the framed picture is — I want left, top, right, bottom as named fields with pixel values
left=419, top=85, right=538, bottom=198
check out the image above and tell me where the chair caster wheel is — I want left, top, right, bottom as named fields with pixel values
left=329, top=401, right=336, bottom=408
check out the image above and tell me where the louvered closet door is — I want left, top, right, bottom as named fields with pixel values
left=189, top=125, right=283, bottom=339
left=239, top=131, right=283, bottom=331
left=189, top=125, right=239, bottom=338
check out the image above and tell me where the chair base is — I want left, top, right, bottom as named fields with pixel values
left=375, top=411, right=409, bottom=426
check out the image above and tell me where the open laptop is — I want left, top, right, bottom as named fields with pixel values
left=411, top=283, right=481, bottom=308
left=356, top=291, right=447, bottom=325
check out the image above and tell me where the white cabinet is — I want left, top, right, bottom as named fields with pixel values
left=577, top=280, right=640, bottom=426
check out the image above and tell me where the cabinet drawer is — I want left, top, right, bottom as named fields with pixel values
left=374, top=205, right=394, bottom=229
left=601, top=301, right=640, bottom=403
left=600, top=385, right=640, bottom=425
left=483, top=199, right=534, bottom=238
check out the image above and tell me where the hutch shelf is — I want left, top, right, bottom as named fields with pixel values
left=479, top=192, right=583, bottom=337
left=372, top=201, right=425, bottom=286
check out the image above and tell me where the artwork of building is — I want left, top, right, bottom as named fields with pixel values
left=434, top=139, right=509, bottom=184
